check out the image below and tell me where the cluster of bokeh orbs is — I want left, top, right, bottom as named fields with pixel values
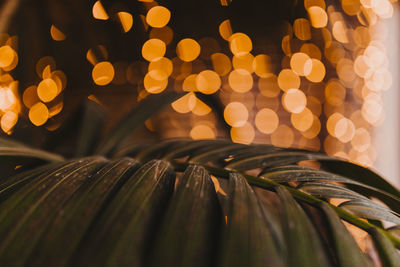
left=0, top=0, right=396, bottom=169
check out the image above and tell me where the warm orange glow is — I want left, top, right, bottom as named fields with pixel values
left=306, top=96, right=322, bottom=116
left=144, top=72, right=168, bottom=94
left=229, top=33, right=252, bottom=56
left=293, top=18, right=311, bottom=41
left=253, top=54, right=272, bottom=78
left=171, top=57, right=192, bottom=79
left=282, top=89, right=307, bottom=113
left=277, top=69, right=300, bottom=92
left=171, top=92, right=196, bottom=113
left=176, top=38, right=201, bottom=62
left=332, top=21, right=349, bottom=43
left=36, top=56, right=56, bottom=78
left=365, top=68, right=392, bottom=92
left=86, top=49, right=97, bottom=66
left=291, top=107, right=313, bottom=132
left=51, top=70, right=67, bottom=91
left=48, top=101, right=63, bottom=118
left=304, top=0, right=326, bottom=9
left=337, top=58, right=356, bottom=83
left=142, top=39, right=166, bottom=62
left=211, top=53, right=231, bottom=76
left=148, top=57, right=173, bottom=80
left=290, top=52, right=312, bottom=76
left=325, top=41, right=345, bottom=65
left=301, top=115, right=321, bottom=139
left=298, top=137, right=321, bottom=151
left=92, top=61, right=115, bottom=86
left=352, top=128, right=371, bottom=152
left=325, top=79, right=346, bottom=106
left=281, top=35, right=292, bottom=57
left=219, top=19, right=233, bottom=41
left=307, top=6, right=328, bottom=28
left=354, top=55, right=372, bottom=78
left=2, top=51, right=18, bottom=72
left=117, top=12, right=133, bottom=33
left=144, top=119, right=154, bottom=132
left=50, top=25, right=66, bottom=41
left=0, top=45, right=15, bottom=68
left=300, top=43, right=321, bottom=60
left=258, top=74, right=280, bottom=98
left=1, top=111, right=17, bottom=134
left=92, top=1, right=109, bottom=20
left=232, top=53, right=254, bottom=73
left=228, top=69, right=253, bottom=93
left=306, top=59, right=326, bottom=83
left=365, top=45, right=385, bottom=67
left=0, top=86, right=17, bottom=112
left=307, top=83, right=325, bottom=101
left=327, top=112, right=344, bottom=137
left=231, top=122, right=255, bottom=144
left=342, top=0, right=361, bottom=15
left=51, top=70, right=66, bottom=91
left=196, top=70, right=221, bottom=94
left=255, top=108, right=279, bottom=134
left=361, top=97, right=384, bottom=125
left=23, top=86, right=39, bottom=108
left=324, top=135, right=345, bottom=156
left=182, top=74, right=198, bottom=92
left=42, top=65, right=52, bottom=80
left=29, top=102, right=49, bottom=126
left=146, top=6, right=171, bottom=28
left=256, top=94, right=279, bottom=111
left=192, top=98, right=212, bottom=116
left=149, top=26, right=174, bottom=45
left=224, top=102, right=248, bottom=127
left=37, top=79, right=58, bottom=102
left=271, top=125, right=294, bottom=148
left=335, top=118, right=355, bottom=143
left=190, top=124, right=216, bottom=140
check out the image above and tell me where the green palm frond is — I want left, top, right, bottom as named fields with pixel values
left=0, top=93, right=399, bottom=267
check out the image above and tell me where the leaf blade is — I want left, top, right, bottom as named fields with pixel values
left=96, top=92, right=181, bottom=156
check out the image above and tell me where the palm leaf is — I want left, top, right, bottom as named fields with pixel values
left=0, top=157, right=106, bottom=266
left=0, top=96, right=399, bottom=267
left=218, top=173, right=283, bottom=267
left=28, top=158, right=141, bottom=266
left=148, top=165, right=221, bottom=267
left=297, top=181, right=369, bottom=200
left=75, top=100, right=106, bottom=157
left=96, top=92, right=181, bottom=156
left=76, top=159, right=175, bottom=266
left=370, top=228, right=400, bottom=267
left=339, top=200, right=400, bottom=225
left=0, top=143, right=64, bottom=163
left=319, top=202, right=373, bottom=266
left=276, top=186, right=331, bottom=266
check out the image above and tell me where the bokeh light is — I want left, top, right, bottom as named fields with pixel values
left=1, top=0, right=397, bottom=172
left=92, top=61, right=115, bottom=86
left=224, top=102, right=248, bottom=127
left=146, top=6, right=171, bottom=28
left=176, top=38, right=201, bottom=62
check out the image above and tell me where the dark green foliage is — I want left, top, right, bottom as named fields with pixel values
left=319, top=202, right=373, bottom=267
left=219, top=173, right=283, bottom=267
left=0, top=93, right=399, bottom=266
left=276, top=186, right=331, bottom=266
left=149, top=165, right=221, bottom=267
